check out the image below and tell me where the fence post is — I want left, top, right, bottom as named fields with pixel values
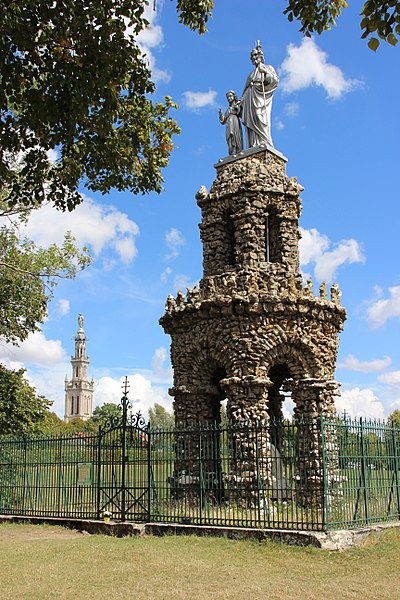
left=57, top=435, right=63, bottom=517
left=255, top=420, right=261, bottom=525
left=147, top=423, right=152, bottom=521
left=320, top=415, right=329, bottom=530
left=121, top=416, right=126, bottom=522
left=22, top=437, right=28, bottom=513
left=392, top=424, right=400, bottom=519
left=96, top=427, right=102, bottom=519
left=359, top=417, right=370, bottom=524
left=199, top=424, right=203, bottom=525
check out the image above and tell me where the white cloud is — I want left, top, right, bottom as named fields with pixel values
left=57, top=299, right=70, bottom=317
left=338, top=354, right=392, bottom=373
left=366, top=285, right=400, bottom=329
left=18, top=195, right=140, bottom=266
left=313, top=240, right=364, bottom=282
left=275, top=119, right=285, bottom=131
left=128, top=0, right=171, bottom=84
left=151, top=347, right=167, bottom=375
left=299, top=227, right=364, bottom=282
left=160, top=266, right=172, bottom=283
left=378, top=371, right=400, bottom=387
left=280, top=37, right=360, bottom=100
left=299, top=228, right=329, bottom=265
left=284, top=102, right=300, bottom=117
left=173, top=274, right=197, bottom=292
left=94, top=373, right=171, bottom=418
left=0, top=331, right=66, bottom=368
left=182, top=90, right=218, bottom=110
left=165, top=227, right=185, bottom=260
left=335, top=387, right=385, bottom=420
left=151, top=346, right=172, bottom=380
left=27, top=361, right=70, bottom=415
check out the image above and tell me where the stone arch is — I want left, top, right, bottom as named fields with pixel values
left=264, top=339, right=336, bottom=427
left=264, top=339, right=322, bottom=382
left=263, top=340, right=321, bottom=425
left=171, top=334, right=234, bottom=427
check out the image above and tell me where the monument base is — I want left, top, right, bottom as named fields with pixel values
left=215, top=144, right=287, bottom=168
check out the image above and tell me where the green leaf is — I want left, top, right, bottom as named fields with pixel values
left=368, top=36, right=380, bottom=50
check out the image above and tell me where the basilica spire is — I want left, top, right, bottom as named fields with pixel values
left=64, top=314, right=94, bottom=422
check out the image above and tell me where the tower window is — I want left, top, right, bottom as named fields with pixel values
left=265, top=211, right=281, bottom=263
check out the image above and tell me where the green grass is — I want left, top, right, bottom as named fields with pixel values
left=1, top=523, right=400, bottom=599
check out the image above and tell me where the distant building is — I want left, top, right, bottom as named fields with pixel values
left=64, top=314, right=94, bottom=422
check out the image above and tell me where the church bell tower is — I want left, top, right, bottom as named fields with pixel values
left=64, top=314, right=94, bottom=422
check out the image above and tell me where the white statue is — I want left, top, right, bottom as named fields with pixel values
left=241, top=41, right=279, bottom=148
left=219, top=90, right=244, bottom=156
left=78, top=314, right=84, bottom=331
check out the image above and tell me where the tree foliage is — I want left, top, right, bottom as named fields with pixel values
left=0, top=0, right=204, bottom=212
left=284, top=0, right=399, bottom=51
left=90, top=402, right=121, bottom=426
left=149, top=403, right=174, bottom=428
left=0, top=364, right=52, bottom=436
left=388, top=409, right=400, bottom=427
left=0, top=218, right=90, bottom=344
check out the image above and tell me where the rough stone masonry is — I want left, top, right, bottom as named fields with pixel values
left=160, top=147, right=346, bottom=506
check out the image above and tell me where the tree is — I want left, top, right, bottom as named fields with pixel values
left=0, top=220, right=90, bottom=344
left=89, top=402, right=121, bottom=427
left=388, top=410, right=400, bottom=427
left=0, top=364, right=52, bottom=436
left=0, top=0, right=214, bottom=213
left=283, top=0, right=399, bottom=51
left=39, top=411, right=71, bottom=435
left=149, top=403, right=174, bottom=429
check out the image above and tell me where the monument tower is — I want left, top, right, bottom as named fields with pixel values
left=160, top=42, right=346, bottom=500
left=64, top=314, right=94, bottom=422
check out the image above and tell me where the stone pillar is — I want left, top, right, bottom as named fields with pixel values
left=223, top=377, right=272, bottom=507
left=291, top=378, right=341, bottom=508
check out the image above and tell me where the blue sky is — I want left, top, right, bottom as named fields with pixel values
left=1, top=0, right=399, bottom=420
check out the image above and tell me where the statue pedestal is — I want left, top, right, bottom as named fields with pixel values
left=215, top=144, right=287, bottom=168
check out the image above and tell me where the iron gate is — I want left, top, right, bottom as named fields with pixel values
left=97, top=379, right=151, bottom=521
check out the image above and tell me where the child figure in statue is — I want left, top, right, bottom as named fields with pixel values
left=218, top=90, right=244, bottom=156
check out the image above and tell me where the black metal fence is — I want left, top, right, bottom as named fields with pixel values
left=0, top=416, right=399, bottom=531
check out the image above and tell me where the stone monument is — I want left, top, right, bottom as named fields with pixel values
left=160, top=42, right=346, bottom=506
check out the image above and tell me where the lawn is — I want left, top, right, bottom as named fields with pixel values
left=0, top=523, right=399, bottom=599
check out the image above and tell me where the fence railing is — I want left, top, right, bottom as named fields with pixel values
left=325, top=417, right=400, bottom=529
left=0, top=417, right=399, bottom=531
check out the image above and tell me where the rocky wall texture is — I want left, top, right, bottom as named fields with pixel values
left=160, top=148, right=346, bottom=507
